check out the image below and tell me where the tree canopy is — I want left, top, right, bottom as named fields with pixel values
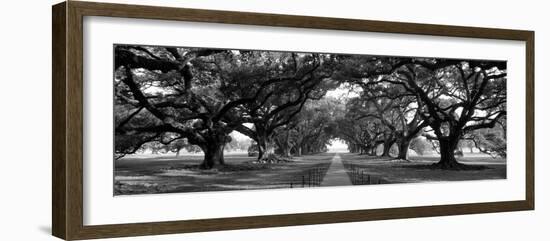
left=114, top=45, right=507, bottom=170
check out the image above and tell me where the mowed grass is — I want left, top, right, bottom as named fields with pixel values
left=115, top=152, right=506, bottom=195
left=340, top=153, right=506, bottom=184
left=115, top=152, right=333, bottom=195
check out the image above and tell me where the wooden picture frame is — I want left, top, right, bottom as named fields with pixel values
left=52, top=1, right=534, bottom=240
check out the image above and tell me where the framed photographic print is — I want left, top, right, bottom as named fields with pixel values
left=52, top=1, right=534, bottom=240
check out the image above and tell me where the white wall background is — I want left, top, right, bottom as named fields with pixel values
left=0, top=0, right=547, bottom=240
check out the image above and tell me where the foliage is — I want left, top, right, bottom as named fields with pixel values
left=114, top=45, right=507, bottom=170
left=463, top=123, right=507, bottom=158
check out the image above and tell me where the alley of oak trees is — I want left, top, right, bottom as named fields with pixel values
left=114, top=46, right=506, bottom=170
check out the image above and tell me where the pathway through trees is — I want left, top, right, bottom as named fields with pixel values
left=320, top=154, right=352, bottom=186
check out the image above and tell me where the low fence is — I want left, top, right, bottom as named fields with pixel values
left=289, top=164, right=330, bottom=188
left=343, top=162, right=386, bottom=185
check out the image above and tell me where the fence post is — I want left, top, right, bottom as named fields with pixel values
left=316, top=168, right=318, bottom=185
left=314, top=169, right=317, bottom=186
left=302, top=175, right=305, bottom=187
left=309, top=170, right=311, bottom=187
left=317, top=168, right=320, bottom=185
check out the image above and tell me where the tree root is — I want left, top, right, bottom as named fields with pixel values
left=429, top=161, right=488, bottom=170
left=252, top=155, right=294, bottom=164
left=397, top=160, right=489, bottom=171
left=390, top=158, right=411, bottom=163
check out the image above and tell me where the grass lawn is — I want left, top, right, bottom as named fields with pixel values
left=115, top=152, right=333, bottom=195
left=340, top=153, right=506, bottom=184
left=115, top=152, right=506, bottom=195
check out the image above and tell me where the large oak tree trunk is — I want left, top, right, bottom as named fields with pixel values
left=257, top=134, right=279, bottom=163
left=198, top=130, right=230, bottom=169
left=433, top=137, right=463, bottom=169
left=359, top=146, right=367, bottom=155
left=200, top=141, right=225, bottom=169
left=303, top=144, right=310, bottom=155
left=257, top=139, right=265, bottom=161
left=353, top=144, right=363, bottom=154
left=276, top=135, right=292, bottom=158
left=397, top=138, right=411, bottom=160
left=382, top=140, right=395, bottom=157
left=256, top=138, right=269, bottom=160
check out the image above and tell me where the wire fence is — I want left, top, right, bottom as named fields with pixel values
left=288, top=164, right=330, bottom=188
left=343, top=162, right=386, bottom=185
left=215, top=163, right=332, bottom=191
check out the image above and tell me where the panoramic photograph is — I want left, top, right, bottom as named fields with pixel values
left=113, top=44, right=507, bottom=195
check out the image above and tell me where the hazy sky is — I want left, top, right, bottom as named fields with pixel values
left=327, top=139, right=348, bottom=152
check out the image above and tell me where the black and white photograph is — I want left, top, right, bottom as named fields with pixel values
left=113, top=44, right=507, bottom=195
left=1, top=0, right=545, bottom=240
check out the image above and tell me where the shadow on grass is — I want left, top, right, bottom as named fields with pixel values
left=115, top=153, right=334, bottom=195
left=165, top=163, right=273, bottom=173
left=396, top=163, right=490, bottom=171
